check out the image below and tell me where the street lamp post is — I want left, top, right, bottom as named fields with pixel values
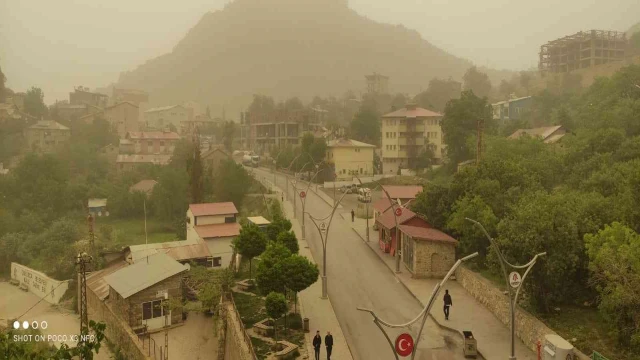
left=297, top=165, right=321, bottom=240
left=465, top=218, right=546, bottom=360
left=306, top=191, right=348, bottom=299
left=357, top=252, right=479, bottom=360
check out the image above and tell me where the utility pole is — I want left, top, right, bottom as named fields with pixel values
left=76, top=252, right=92, bottom=359
left=466, top=218, right=546, bottom=360
left=87, top=214, right=95, bottom=255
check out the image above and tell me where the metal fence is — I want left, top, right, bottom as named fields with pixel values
left=229, top=292, right=258, bottom=360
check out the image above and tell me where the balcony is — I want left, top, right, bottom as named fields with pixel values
left=398, top=124, right=425, bottom=133
left=398, top=137, right=425, bottom=146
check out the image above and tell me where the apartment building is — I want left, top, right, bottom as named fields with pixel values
left=381, top=103, right=444, bottom=174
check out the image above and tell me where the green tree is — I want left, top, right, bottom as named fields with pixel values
left=187, top=135, right=204, bottom=203
left=412, top=145, right=435, bottom=170
left=413, top=78, right=461, bottom=112
left=498, top=80, right=515, bottom=99
left=462, top=67, right=492, bottom=99
left=412, top=183, right=451, bottom=230
left=265, top=215, right=293, bottom=241
left=350, top=107, right=380, bottom=146
left=150, top=167, right=189, bottom=222
left=283, top=255, right=319, bottom=313
left=212, top=159, right=250, bottom=209
left=441, top=90, right=493, bottom=164
left=519, top=71, right=532, bottom=95
left=446, top=194, right=498, bottom=259
left=232, top=223, right=267, bottom=280
left=632, top=32, right=640, bottom=49
left=24, top=87, right=47, bottom=119
left=585, top=222, right=640, bottom=350
left=276, top=230, right=299, bottom=254
left=222, top=121, right=237, bottom=152
left=265, top=292, right=288, bottom=342
left=256, top=242, right=292, bottom=295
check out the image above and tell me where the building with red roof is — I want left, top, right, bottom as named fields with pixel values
left=375, top=207, right=428, bottom=255
left=186, top=202, right=240, bottom=268
left=399, top=225, right=457, bottom=278
left=381, top=103, right=444, bottom=174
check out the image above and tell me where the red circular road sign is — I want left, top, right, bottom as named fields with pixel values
left=300, top=191, right=306, bottom=198
left=395, top=207, right=403, bottom=217
left=395, top=333, right=414, bottom=357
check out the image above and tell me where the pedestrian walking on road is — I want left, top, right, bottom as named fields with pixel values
left=351, top=209, right=355, bottom=222
left=443, top=289, right=453, bottom=320
left=313, top=331, right=322, bottom=360
left=325, top=331, right=333, bottom=360
left=281, top=193, right=284, bottom=203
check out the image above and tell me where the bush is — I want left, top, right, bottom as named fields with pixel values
left=287, top=312, right=303, bottom=330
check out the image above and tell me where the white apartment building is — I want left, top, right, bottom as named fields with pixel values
left=381, top=103, right=444, bottom=174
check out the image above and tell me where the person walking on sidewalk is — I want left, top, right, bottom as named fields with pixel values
left=281, top=193, right=284, bottom=203
left=351, top=209, right=355, bottom=222
left=313, top=331, right=322, bottom=360
left=325, top=331, right=333, bottom=359
left=443, top=289, right=453, bottom=320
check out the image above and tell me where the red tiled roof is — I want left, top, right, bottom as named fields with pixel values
left=373, top=198, right=395, bottom=213
left=382, top=185, right=423, bottom=200
left=376, top=207, right=416, bottom=230
left=189, top=202, right=238, bottom=216
left=127, top=131, right=181, bottom=140
left=129, top=180, right=158, bottom=194
left=382, top=107, right=442, bottom=118
left=195, top=223, right=241, bottom=239
left=399, top=225, right=457, bottom=245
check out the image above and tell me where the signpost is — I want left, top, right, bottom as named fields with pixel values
left=395, top=207, right=403, bottom=217
left=319, top=222, right=327, bottom=234
left=395, top=333, right=414, bottom=357
left=509, top=272, right=522, bottom=288
left=300, top=191, right=306, bottom=199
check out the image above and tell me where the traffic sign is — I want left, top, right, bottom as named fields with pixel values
left=395, top=207, right=403, bottom=217
left=509, top=271, right=522, bottom=288
left=395, top=333, right=414, bottom=357
left=319, top=222, right=327, bottom=234
left=300, top=191, right=306, bottom=198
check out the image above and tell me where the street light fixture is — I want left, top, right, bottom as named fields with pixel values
left=289, top=165, right=322, bottom=239
left=465, top=218, right=546, bottom=360
left=357, top=252, right=479, bottom=360
left=306, top=191, right=348, bottom=299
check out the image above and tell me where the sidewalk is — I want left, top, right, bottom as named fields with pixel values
left=348, top=217, right=536, bottom=360
left=255, top=176, right=353, bottom=360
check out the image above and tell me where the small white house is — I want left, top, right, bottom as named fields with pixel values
left=186, top=202, right=240, bottom=267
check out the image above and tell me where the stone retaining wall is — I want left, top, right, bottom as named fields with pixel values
left=86, top=285, right=154, bottom=360
left=455, top=265, right=590, bottom=359
left=224, top=301, right=256, bottom=360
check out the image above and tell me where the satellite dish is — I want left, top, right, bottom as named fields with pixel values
left=98, top=211, right=102, bottom=217
left=105, top=211, right=110, bottom=217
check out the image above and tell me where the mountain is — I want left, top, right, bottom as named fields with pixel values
left=115, top=0, right=511, bottom=115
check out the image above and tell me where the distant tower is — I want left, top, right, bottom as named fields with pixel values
left=365, top=73, right=389, bottom=95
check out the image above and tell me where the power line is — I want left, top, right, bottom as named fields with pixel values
left=15, top=282, right=67, bottom=320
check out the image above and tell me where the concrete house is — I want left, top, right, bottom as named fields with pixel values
left=492, top=96, right=533, bottom=122
left=325, top=138, right=375, bottom=180
left=69, top=87, right=109, bottom=108
left=372, top=185, right=422, bottom=223
left=201, top=147, right=231, bottom=173
left=381, top=104, right=444, bottom=174
left=400, top=226, right=457, bottom=278
left=103, top=252, right=189, bottom=331
left=186, top=202, right=241, bottom=268
left=24, top=121, right=71, bottom=153
left=116, top=154, right=172, bottom=172
left=144, top=105, right=191, bottom=130
left=126, top=131, right=180, bottom=155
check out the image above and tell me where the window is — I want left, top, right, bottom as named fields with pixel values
left=142, top=299, right=164, bottom=320
left=213, top=257, right=222, bottom=267
left=225, top=216, right=236, bottom=223
left=148, top=141, right=153, bottom=147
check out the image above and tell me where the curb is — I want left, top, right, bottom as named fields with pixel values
left=350, top=226, right=487, bottom=360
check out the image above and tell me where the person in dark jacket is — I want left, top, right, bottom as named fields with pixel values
left=443, top=289, right=453, bottom=320
left=351, top=209, right=355, bottom=222
left=325, top=331, right=334, bottom=359
left=312, top=331, right=322, bottom=360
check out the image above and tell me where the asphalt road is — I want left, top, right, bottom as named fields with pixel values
left=251, top=167, right=462, bottom=360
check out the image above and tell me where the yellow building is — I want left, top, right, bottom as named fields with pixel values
left=325, top=138, right=375, bottom=180
left=381, top=103, right=444, bottom=174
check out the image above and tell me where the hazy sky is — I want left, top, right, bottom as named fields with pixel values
left=1, top=0, right=638, bottom=104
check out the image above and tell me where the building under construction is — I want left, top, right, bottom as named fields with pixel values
left=539, top=30, right=628, bottom=74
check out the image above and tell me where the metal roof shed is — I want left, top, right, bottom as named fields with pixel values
left=104, top=252, right=189, bottom=299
